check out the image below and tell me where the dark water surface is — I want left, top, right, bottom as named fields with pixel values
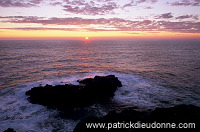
left=0, top=39, right=200, bottom=131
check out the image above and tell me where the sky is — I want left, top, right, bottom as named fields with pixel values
left=0, top=0, right=200, bottom=40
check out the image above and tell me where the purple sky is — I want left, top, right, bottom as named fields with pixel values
left=0, top=0, right=200, bottom=39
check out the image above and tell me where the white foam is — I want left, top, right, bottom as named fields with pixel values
left=0, top=72, right=180, bottom=132
left=0, top=79, right=80, bottom=132
left=0, top=72, right=109, bottom=132
left=110, top=72, right=179, bottom=109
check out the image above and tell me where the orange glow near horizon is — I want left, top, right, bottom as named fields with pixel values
left=0, top=29, right=200, bottom=40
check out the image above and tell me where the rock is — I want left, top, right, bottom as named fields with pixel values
left=3, top=128, right=16, bottom=132
left=26, top=75, right=122, bottom=110
left=73, top=105, right=200, bottom=132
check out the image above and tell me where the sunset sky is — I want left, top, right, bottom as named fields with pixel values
left=0, top=0, right=200, bottom=39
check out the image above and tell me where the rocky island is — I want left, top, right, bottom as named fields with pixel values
left=26, top=75, right=122, bottom=110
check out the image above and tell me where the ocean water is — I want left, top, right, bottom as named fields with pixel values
left=0, top=39, right=200, bottom=131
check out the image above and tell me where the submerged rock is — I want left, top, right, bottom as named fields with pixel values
left=26, top=75, right=122, bottom=110
left=74, top=105, right=200, bottom=132
left=3, top=128, right=16, bottom=132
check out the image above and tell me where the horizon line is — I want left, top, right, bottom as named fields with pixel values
left=1, top=36, right=200, bottom=40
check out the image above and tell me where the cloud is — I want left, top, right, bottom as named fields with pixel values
left=176, top=15, right=192, bottom=19
left=158, top=21, right=200, bottom=33
left=0, top=27, right=120, bottom=32
left=0, top=0, right=65, bottom=7
left=1, top=16, right=200, bottom=33
left=50, top=2, right=62, bottom=6
left=155, top=13, right=173, bottom=19
left=168, top=0, right=200, bottom=6
left=176, top=15, right=199, bottom=20
left=0, top=0, right=45, bottom=7
left=144, top=6, right=153, bottom=9
left=62, top=0, right=118, bottom=15
left=0, top=16, right=26, bottom=18
left=137, top=0, right=158, bottom=4
left=0, top=27, right=78, bottom=31
left=0, top=0, right=158, bottom=14
left=1, top=16, right=125, bottom=26
left=123, top=0, right=158, bottom=8
left=62, top=0, right=158, bottom=15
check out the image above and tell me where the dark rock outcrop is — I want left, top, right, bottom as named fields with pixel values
left=74, top=105, right=200, bottom=132
left=26, top=75, right=122, bottom=110
left=3, top=128, right=16, bottom=132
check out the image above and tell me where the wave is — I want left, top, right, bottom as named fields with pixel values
left=0, top=72, right=193, bottom=132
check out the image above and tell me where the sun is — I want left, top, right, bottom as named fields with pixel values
left=85, top=37, right=89, bottom=40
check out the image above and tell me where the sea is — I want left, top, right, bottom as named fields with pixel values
left=0, top=39, right=200, bottom=132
